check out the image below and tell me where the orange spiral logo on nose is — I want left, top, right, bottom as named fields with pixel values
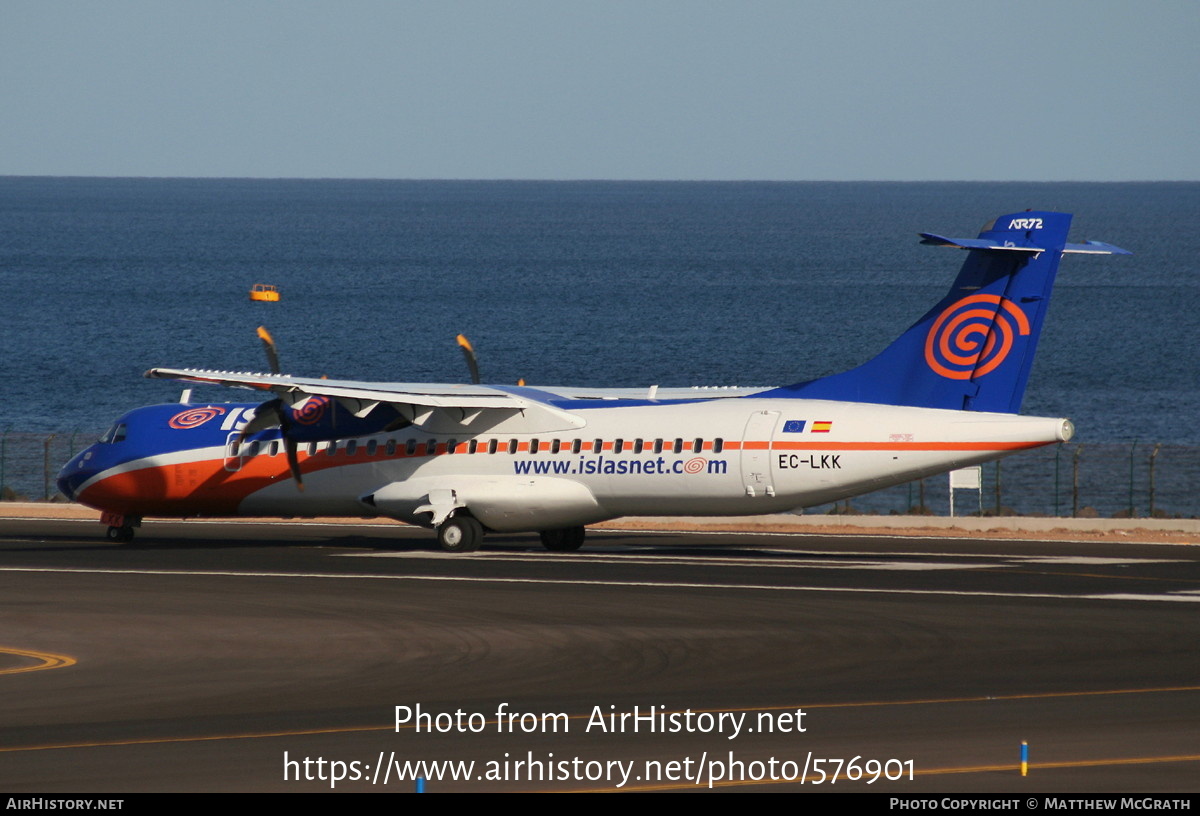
left=924, top=294, right=1030, bottom=380
left=168, top=406, right=227, bottom=429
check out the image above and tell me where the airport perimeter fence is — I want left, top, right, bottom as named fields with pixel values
left=2, top=430, right=1197, bottom=520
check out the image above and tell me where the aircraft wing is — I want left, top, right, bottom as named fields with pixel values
left=145, top=367, right=585, bottom=428
left=146, top=368, right=518, bottom=407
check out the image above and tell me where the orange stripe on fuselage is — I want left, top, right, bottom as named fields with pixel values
left=769, top=440, right=1047, bottom=451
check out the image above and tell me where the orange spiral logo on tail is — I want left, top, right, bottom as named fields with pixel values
left=924, top=294, right=1030, bottom=380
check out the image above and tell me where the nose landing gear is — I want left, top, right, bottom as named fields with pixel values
left=101, top=512, right=140, bottom=543
left=105, top=525, right=135, bottom=543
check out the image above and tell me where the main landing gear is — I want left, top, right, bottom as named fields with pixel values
left=437, top=515, right=484, bottom=553
left=539, top=526, right=586, bottom=552
left=433, top=518, right=588, bottom=553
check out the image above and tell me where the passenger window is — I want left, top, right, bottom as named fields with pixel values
left=488, top=439, right=498, bottom=454
left=673, top=438, right=683, bottom=454
left=614, top=439, right=624, bottom=453
left=653, top=438, right=664, bottom=454
left=406, top=439, right=417, bottom=456
left=592, top=439, right=603, bottom=454
left=571, top=439, right=582, bottom=454
left=346, top=440, right=358, bottom=456
left=551, top=439, right=561, bottom=454
left=508, top=439, right=518, bottom=454
left=530, top=439, right=540, bottom=454
left=366, top=440, right=378, bottom=456
left=269, top=441, right=279, bottom=457
left=386, top=439, right=397, bottom=456
left=633, top=439, right=643, bottom=453
left=713, top=438, right=724, bottom=453
left=468, top=439, right=478, bottom=454
left=327, top=440, right=339, bottom=456
left=693, top=438, right=703, bottom=453
left=447, top=439, right=457, bottom=454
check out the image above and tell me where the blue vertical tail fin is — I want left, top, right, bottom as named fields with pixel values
left=758, top=211, right=1130, bottom=413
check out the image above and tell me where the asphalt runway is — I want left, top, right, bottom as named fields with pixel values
left=1, top=517, right=1198, bottom=792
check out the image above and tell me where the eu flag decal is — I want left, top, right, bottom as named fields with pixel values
left=782, top=420, right=806, bottom=433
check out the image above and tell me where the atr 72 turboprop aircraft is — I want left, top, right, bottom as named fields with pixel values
left=59, top=211, right=1128, bottom=552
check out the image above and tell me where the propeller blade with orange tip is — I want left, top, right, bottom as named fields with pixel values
left=456, top=333, right=481, bottom=384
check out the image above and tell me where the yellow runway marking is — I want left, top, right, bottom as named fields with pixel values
left=0, top=724, right=385, bottom=754
left=743, top=682, right=1200, bottom=712
left=0, top=646, right=76, bottom=675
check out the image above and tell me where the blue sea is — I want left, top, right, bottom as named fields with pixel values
left=1, top=178, right=1198, bottom=515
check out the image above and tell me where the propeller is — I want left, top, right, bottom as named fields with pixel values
left=235, top=396, right=305, bottom=492
left=457, top=333, right=524, bottom=385
left=456, top=334, right=481, bottom=385
left=257, top=326, right=281, bottom=375
left=236, top=327, right=304, bottom=490
left=272, top=401, right=304, bottom=491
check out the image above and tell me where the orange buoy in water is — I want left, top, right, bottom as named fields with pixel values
left=249, top=283, right=280, bottom=302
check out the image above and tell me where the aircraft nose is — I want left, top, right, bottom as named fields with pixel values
left=57, top=449, right=98, bottom=501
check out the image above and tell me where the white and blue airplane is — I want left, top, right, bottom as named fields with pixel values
left=58, top=211, right=1128, bottom=551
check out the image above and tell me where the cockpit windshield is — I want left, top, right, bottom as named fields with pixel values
left=99, top=423, right=127, bottom=444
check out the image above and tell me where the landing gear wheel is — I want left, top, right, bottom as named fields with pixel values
left=437, top=515, right=483, bottom=553
left=106, top=525, right=135, bottom=543
left=540, top=526, right=585, bottom=552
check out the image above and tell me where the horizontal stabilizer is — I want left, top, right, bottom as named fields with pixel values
left=920, top=235, right=1131, bottom=257
left=1062, top=240, right=1132, bottom=256
left=918, top=234, right=1044, bottom=253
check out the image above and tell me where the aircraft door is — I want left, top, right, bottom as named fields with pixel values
left=739, top=410, right=779, bottom=497
left=223, top=432, right=244, bottom=472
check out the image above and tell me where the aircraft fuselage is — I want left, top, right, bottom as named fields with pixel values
left=61, top=397, right=1071, bottom=532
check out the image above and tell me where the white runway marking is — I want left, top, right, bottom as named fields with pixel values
left=1088, top=593, right=1200, bottom=603
left=347, top=549, right=1181, bottom=572
left=0, top=565, right=1194, bottom=604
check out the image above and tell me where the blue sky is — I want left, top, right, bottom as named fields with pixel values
left=2, top=1, right=1196, bottom=180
